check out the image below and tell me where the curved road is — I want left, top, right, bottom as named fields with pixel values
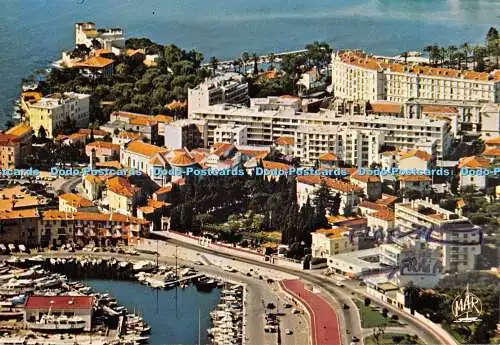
left=166, top=237, right=448, bottom=345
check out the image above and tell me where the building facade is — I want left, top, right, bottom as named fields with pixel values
left=25, top=93, right=90, bottom=137
left=395, top=199, right=482, bottom=272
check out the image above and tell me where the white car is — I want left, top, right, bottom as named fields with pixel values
left=285, top=329, right=293, bottom=335
left=224, top=266, right=237, bottom=272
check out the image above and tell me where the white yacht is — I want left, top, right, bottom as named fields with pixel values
left=28, top=314, right=86, bottom=332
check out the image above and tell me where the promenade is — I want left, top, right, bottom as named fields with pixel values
left=280, top=279, right=341, bottom=345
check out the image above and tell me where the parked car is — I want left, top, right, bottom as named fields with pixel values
left=285, top=329, right=293, bottom=335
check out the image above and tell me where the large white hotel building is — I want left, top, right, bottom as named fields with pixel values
left=331, top=51, right=500, bottom=103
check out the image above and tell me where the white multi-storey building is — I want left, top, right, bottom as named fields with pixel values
left=75, top=22, right=125, bottom=49
left=163, top=119, right=208, bottom=150
left=213, top=123, right=247, bottom=145
left=188, top=73, right=249, bottom=115
left=190, top=103, right=452, bottom=163
left=395, top=199, right=482, bottom=272
left=331, top=51, right=500, bottom=103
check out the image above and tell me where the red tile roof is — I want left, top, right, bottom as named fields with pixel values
left=485, top=136, right=500, bottom=146
left=422, top=105, right=459, bottom=114
left=318, top=152, right=337, bottom=161
left=400, top=149, right=432, bottom=161
left=369, top=101, right=402, bottom=114
left=398, top=175, right=432, bottom=182
left=350, top=170, right=381, bottom=183
left=297, top=175, right=363, bottom=193
left=262, top=160, right=290, bottom=171
left=369, top=209, right=395, bottom=221
left=275, top=136, right=295, bottom=145
left=483, top=148, right=500, bottom=157
left=458, top=156, right=490, bottom=169
left=25, top=296, right=94, bottom=310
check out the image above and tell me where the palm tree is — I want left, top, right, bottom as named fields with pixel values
left=447, top=46, right=458, bottom=68
left=461, top=42, right=472, bottom=69
left=209, top=56, right=219, bottom=77
left=252, top=53, right=259, bottom=75
left=241, top=52, right=250, bottom=68
left=401, top=51, right=409, bottom=64
left=439, top=47, right=447, bottom=66
left=423, top=45, right=434, bottom=64
left=233, top=59, right=242, bottom=73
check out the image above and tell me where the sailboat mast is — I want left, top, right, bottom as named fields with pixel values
left=198, top=309, right=201, bottom=345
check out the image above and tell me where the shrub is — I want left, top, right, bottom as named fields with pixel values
left=364, top=297, right=371, bottom=306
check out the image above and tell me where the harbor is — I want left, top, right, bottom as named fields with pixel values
left=0, top=256, right=247, bottom=345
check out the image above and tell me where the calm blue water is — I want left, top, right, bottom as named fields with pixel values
left=84, top=280, right=221, bottom=345
left=0, top=0, right=498, bottom=124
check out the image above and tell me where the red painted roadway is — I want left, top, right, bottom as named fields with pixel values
left=281, top=279, right=341, bottom=345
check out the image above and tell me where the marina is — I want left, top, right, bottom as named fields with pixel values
left=0, top=256, right=246, bottom=345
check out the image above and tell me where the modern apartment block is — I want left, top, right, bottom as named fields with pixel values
left=188, top=73, right=249, bottom=115
left=331, top=51, right=500, bottom=103
left=190, top=102, right=451, bottom=164
left=395, top=199, right=482, bottom=272
left=213, top=123, right=248, bottom=145
left=24, top=92, right=90, bottom=137
left=75, top=22, right=125, bottom=49
left=163, top=119, right=208, bottom=150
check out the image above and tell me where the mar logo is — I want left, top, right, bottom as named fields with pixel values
left=451, top=284, right=483, bottom=323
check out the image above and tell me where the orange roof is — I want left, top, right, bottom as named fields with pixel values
left=130, top=117, right=156, bottom=126
left=126, top=141, right=167, bottom=158
left=456, top=199, right=466, bottom=208
left=167, top=100, right=187, bottom=110
left=262, top=70, right=279, bottom=80
left=238, top=149, right=268, bottom=160
left=22, top=91, right=42, bottom=102
left=314, top=227, right=349, bottom=238
left=154, top=114, right=174, bottom=123
left=493, top=70, right=500, bottom=81
left=68, top=132, right=88, bottom=141
left=376, top=194, right=398, bottom=206
left=422, top=105, right=459, bottom=114
left=262, top=160, right=290, bottom=171
left=168, top=150, right=202, bottom=167
left=368, top=209, right=395, bottom=222
left=350, top=170, right=381, bottom=183
left=369, top=101, right=402, bottom=114
left=318, top=152, right=337, bottom=161
left=0, top=134, right=19, bottom=146
left=0, top=208, right=38, bottom=220
left=95, top=161, right=123, bottom=170
left=483, top=148, right=500, bottom=157
left=73, top=56, right=114, bottom=68
left=138, top=199, right=170, bottom=214
left=398, top=175, right=432, bottom=182
left=275, top=136, right=295, bottom=146
left=485, top=136, right=500, bottom=146
left=155, top=186, right=172, bottom=195
left=93, top=48, right=113, bottom=56
left=58, top=193, right=94, bottom=208
left=297, top=175, right=362, bottom=193
left=127, top=49, right=145, bottom=56
left=458, top=156, right=490, bottom=169
left=78, top=128, right=108, bottom=136
left=42, top=210, right=148, bottom=224
left=359, top=200, right=388, bottom=212
left=211, top=142, right=234, bottom=156
left=5, top=123, right=32, bottom=137
left=86, top=141, right=120, bottom=151
left=400, top=149, right=432, bottom=161
left=106, top=176, right=140, bottom=198
left=119, top=131, right=142, bottom=140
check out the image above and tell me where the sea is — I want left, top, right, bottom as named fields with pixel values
left=0, top=0, right=500, bottom=123
left=84, top=279, right=221, bottom=345
left=0, top=0, right=498, bottom=125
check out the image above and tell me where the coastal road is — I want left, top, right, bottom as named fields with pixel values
left=164, top=237, right=447, bottom=345
left=57, top=176, right=81, bottom=193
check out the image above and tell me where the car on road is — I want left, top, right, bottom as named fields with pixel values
left=193, top=260, right=204, bottom=265
left=266, top=303, right=276, bottom=310
left=343, top=303, right=350, bottom=310
left=284, top=303, right=292, bottom=308
left=223, top=265, right=237, bottom=272
left=292, top=308, right=300, bottom=314
left=285, top=329, right=293, bottom=335
left=352, top=336, right=360, bottom=342
left=335, top=281, right=345, bottom=287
